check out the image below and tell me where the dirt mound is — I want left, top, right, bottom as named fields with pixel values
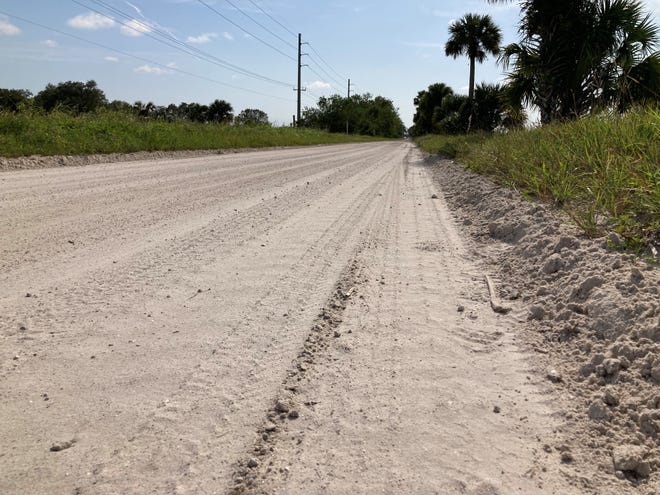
left=0, top=147, right=292, bottom=172
left=429, top=157, right=659, bottom=493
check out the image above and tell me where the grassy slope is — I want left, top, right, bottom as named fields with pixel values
left=416, top=108, right=660, bottom=252
left=0, top=110, right=382, bottom=158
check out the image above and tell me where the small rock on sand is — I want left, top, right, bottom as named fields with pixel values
left=612, top=446, right=651, bottom=478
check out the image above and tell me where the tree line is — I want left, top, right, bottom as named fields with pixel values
left=0, top=80, right=404, bottom=137
left=301, top=93, right=405, bottom=139
left=0, top=80, right=269, bottom=126
left=412, top=0, right=660, bottom=136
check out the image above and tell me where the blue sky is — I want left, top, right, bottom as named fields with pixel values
left=1, top=1, right=660, bottom=127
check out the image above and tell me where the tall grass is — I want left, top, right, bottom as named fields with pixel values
left=0, top=109, right=381, bottom=158
left=416, top=108, right=660, bottom=252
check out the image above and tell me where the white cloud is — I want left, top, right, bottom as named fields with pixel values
left=308, top=80, right=331, bottom=90
left=187, top=32, right=217, bottom=43
left=134, top=64, right=171, bottom=75
left=222, top=32, right=234, bottom=41
left=68, top=12, right=116, bottom=30
left=120, top=19, right=153, bottom=37
left=42, top=39, right=58, bottom=47
left=0, top=16, right=21, bottom=36
left=104, top=56, right=119, bottom=62
left=125, top=1, right=144, bottom=18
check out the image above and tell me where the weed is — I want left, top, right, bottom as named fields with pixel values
left=415, top=107, right=660, bottom=253
left=0, top=109, right=383, bottom=158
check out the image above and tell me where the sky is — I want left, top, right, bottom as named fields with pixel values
left=1, top=0, right=660, bottom=127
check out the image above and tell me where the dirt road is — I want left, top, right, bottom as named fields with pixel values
left=0, top=142, right=650, bottom=494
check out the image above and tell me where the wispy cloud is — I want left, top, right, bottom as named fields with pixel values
left=0, top=15, right=21, bottom=36
left=222, top=32, right=234, bottom=41
left=308, top=80, right=331, bottom=90
left=187, top=32, right=217, bottom=43
left=134, top=64, right=171, bottom=75
left=125, top=1, right=145, bottom=18
left=104, top=56, right=119, bottom=62
left=68, top=12, right=116, bottom=30
left=120, top=18, right=154, bottom=37
left=42, top=39, right=58, bottom=47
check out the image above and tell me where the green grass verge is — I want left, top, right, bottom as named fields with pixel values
left=0, top=109, right=383, bottom=158
left=415, top=108, right=660, bottom=253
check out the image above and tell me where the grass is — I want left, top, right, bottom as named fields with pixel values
left=0, top=109, right=382, bottom=158
left=415, top=108, right=660, bottom=253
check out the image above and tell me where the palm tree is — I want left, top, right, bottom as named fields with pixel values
left=445, top=14, right=502, bottom=100
left=492, top=0, right=660, bottom=121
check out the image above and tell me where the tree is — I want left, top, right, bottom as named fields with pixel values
left=207, top=99, right=233, bottom=123
left=0, top=89, right=32, bottom=112
left=301, top=93, right=404, bottom=138
left=445, top=13, right=502, bottom=100
left=411, top=83, right=454, bottom=135
left=133, top=101, right=156, bottom=118
left=34, top=80, right=107, bottom=113
left=493, top=0, right=660, bottom=121
left=235, top=108, right=269, bottom=126
left=107, top=99, right=132, bottom=113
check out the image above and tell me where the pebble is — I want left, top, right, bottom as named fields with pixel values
left=274, top=399, right=290, bottom=414
left=247, top=457, right=259, bottom=469
left=50, top=439, right=75, bottom=452
left=542, top=253, right=564, bottom=274
left=602, top=386, right=619, bottom=406
left=493, top=405, right=501, bottom=414
left=528, top=305, right=545, bottom=321
left=288, top=410, right=299, bottom=419
left=613, top=446, right=651, bottom=478
left=546, top=369, right=562, bottom=383
left=588, top=399, right=611, bottom=421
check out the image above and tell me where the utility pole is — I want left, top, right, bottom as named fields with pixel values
left=296, top=34, right=308, bottom=126
left=346, top=78, right=353, bottom=134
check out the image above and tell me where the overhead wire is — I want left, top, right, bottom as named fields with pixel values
left=221, top=0, right=295, bottom=50
left=74, top=0, right=292, bottom=88
left=245, top=0, right=297, bottom=38
left=195, top=0, right=295, bottom=62
left=1, top=11, right=295, bottom=103
left=306, top=54, right=344, bottom=88
left=306, top=66, right=343, bottom=95
left=308, top=43, right=346, bottom=83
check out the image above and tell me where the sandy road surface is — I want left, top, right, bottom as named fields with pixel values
left=2, top=143, right=576, bottom=494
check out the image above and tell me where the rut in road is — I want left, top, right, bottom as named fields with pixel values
left=228, top=153, right=581, bottom=495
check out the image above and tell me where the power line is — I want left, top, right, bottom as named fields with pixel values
left=306, top=54, right=344, bottom=88
left=1, top=11, right=295, bottom=103
left=221, top=0, right=295, bottom=50
left=308, top=43, right=346, bottom=82
left=75, top=0, right=292, bottom=88
left=306, top=66, right=343, bottom=94
left=245, top=0, right=297, bottom=38
left=196, top=0, right=295, bottom=62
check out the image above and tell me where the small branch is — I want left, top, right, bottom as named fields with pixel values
left=484, top=275, right=512, bottom=314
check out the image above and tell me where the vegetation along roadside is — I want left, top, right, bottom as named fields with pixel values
left=415, top=109, right=660, bottom=258
left=411, top=0, right=660, bottom=258
left=0, top=80, right=404, bottom=159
